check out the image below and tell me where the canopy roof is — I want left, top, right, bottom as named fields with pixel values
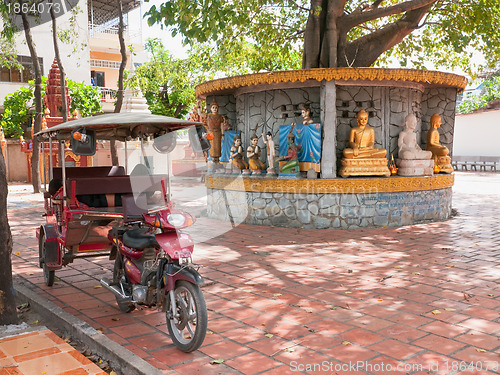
left=35, top=113, right=202, bottom=141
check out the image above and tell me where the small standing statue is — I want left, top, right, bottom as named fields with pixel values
left=206, top=99, right=225, bottom=165
left=261, top=131, right=276, bottom=174
left=247, top=134, right=265, bottom=174
left=300, top=105, right=314, bottom=125
left=188, top=99, right=207, bottom=123
left=396, top=113, right=434, bottom=176
left=229, top=135, right=248, bottom=172
left=278, top=126, right=300, bottom=174
left=339, top=109, right=390, bottom=177
left=425, top=113, right=453, bottom=173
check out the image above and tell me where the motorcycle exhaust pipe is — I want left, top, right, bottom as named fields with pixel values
left=100, top=278, right=130, bottom=300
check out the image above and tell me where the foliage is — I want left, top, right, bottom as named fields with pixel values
left=0, top=78, right=102, bottom=138
left=67, top=79, right=102, bottom=118
left=0, top=86, right=33, bottom=138
left=57, top=5, right=88, bottom=60
left=144, top=0, right=500, bottom=76
left=125, top=37, right=302, bottom=117
left=125, top=39, right=205, bottom=118
left=457, top=76, right=500, bottom=114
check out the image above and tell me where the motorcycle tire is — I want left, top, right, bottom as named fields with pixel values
left=166, top=281, right=207, bottom=352
left=40, top=233, right=55, bottom=287
left=113, top=254, right=135, bottom=313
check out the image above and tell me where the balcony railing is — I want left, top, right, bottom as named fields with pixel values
left=88, top=23, right=141, bottom=43
left=98, top=87, right=116, bottom=101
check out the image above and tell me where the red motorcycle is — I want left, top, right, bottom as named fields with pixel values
left=101, top=197, right=207, bottom=352
left=36, top=113, right=208, bottom=352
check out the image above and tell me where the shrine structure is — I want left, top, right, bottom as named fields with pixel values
left=196, top=68, right=466, bottom=229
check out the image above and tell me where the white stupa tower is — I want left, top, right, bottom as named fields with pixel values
left=120, top=90, right=150, bottom=113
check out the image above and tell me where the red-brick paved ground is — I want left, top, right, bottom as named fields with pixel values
left=9, top=172, right=500, bottom=375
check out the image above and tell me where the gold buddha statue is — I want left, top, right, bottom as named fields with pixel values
left=343, top=110, right=387, bottom=159
left=425, top=113, right=453, bottom=173
left=339, top=110, right=390, bottom=177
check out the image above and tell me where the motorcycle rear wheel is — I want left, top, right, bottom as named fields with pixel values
left=113, top=254, right=136, bottom=313
left=166, top=281, right=207, bottom=352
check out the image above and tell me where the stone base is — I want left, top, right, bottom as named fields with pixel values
left=206, top=175, right=454, bottom=229
left=339, top=158, right=390, bottom=177
left=436, top=156, right=453, bottom=174
left=397, top=159, right=434, bottom=176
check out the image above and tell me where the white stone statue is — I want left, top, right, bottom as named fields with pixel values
left=262, top=131, right=276, bottom=173
left=398, top=114, right=432, bottom=160
left=397, top=114, right=434, bottom=176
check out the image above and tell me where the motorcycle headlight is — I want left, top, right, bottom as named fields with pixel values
left=167, top=213, right=186, bottom=227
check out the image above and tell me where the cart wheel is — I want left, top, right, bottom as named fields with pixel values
left=40, top=233, right=55, bottom=287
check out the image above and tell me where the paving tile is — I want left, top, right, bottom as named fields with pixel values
left=172, top=357, right=237, bottom=374
left=368, top=339, right=424, bottom=360
left=377, top=324, right=427, bottom=343
left=450, top=346, right=500, bottom=364
left=455, top=329, right=500, bottom=350
left=323, top=343, right=377, bottom=363
left=458, top=318, right=500, bottom=335
left=0, top=330, right=104, bottom=375
left=224, top=351, right=281, bottom=374
left=349, top=315, right=395, bottom=332
left=198, top=340, right=251, bottom=360
left=127, top=332, right=172, bottom=352
left=420, top=320, right=469, bottom=338
left=412, top=333, right=467, bottom=355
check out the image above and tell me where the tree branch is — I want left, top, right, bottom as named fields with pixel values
left=342, top=0, right=437, bottom=30
left=340, top=3, right=434, bottom=67
left=285, top=0, right=310, bottom=12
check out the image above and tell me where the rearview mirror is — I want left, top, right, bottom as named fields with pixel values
left=71, top=127, right=96, bottom=156
left=189, top=125, right=211, bottom=153
left=153, top=132, right=177, bottom=154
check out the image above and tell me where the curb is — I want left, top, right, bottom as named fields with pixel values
left=14, top=280, right=163, bottom=375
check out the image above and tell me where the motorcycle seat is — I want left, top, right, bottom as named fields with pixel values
left=123, top=229, right=159, bottom=250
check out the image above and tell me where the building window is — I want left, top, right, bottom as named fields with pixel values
left=90, top=59, right=122, bottom=69
left=0, top=55, right=43, bottom=83
left=91, top=71, right=105, bottom=87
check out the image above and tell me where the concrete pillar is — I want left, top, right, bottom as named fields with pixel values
left=320, top=80, right=337, bottom=178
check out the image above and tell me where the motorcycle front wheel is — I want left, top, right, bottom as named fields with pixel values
left=166, top=281, right=207, bottom=352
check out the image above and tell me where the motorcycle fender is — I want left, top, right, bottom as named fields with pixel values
left=164, top=263, right=204, bottom=292
left=39, top=224, right=62, bottom=268
left=155, top=232, right=194, bottom=260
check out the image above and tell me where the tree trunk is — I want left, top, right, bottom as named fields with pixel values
left=0, top=150, right=17, bottom=325
left=302, top=0, right=327, bottom=69
left=21, top=12, right=42, bottom=194
left=115, top=0, right=127, bottom=113
left=50, top=0, right=68, bottom=123
left=111, top=0, right=128, bottom=166
left=319, top=0, right=345, bottom=68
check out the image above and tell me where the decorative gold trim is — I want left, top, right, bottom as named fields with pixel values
left=196, top=68, right=467, bottom=98
left=205, top=174, right=454, bottom=194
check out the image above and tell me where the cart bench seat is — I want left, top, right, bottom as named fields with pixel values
left=53, top=166, right=126, bottom=180
left=66, top=175, right=168, bottom=208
